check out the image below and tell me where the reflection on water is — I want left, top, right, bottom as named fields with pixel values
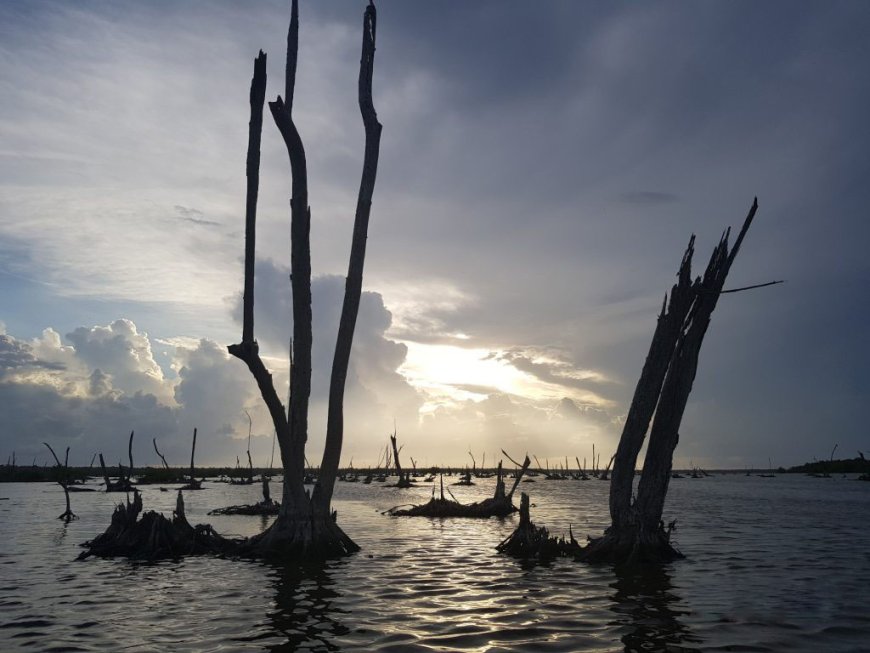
left=610, top=564, right=698, bottom=653
left=1, top=475, right=869, bottom=651
left=262, top=561, right=348, bottom=653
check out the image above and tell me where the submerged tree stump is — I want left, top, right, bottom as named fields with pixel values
left=389, top=457, right=531, bottom=518
left=78, top=490, right=231, bottom=560
left=496, top=493, right=580, bottom=560
left=209, top=476, right=280, bottom=516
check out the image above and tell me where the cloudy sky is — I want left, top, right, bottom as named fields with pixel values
left=1, top=1, right=867, bottom=469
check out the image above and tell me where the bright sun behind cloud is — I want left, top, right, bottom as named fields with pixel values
left=398, top=340, right=608, bottom=414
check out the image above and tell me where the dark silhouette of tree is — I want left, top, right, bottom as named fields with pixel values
left=229, top=0, right=381, bottom=558
left=43, top=443, right=77, bottom=522
left=585, top=199, right=763, bottom=563
left=499, top=200, right=775, bottom=563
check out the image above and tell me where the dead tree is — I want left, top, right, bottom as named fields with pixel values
left=180, top=428, right=202, bottom=490
left=599, top=454, right=615, bottom=481
left=153, top=438, right=170, bottom=469
left=44, top=443, right=77, bottom=522
left=497, top=201, right=772, bottom=564
left=389, top=431, right=413, bottom=487
left=227, top=0, right=381, bottom=558
left=99, top=451, right=133, bottom=492
left=585, top=199, right=765, bottom=563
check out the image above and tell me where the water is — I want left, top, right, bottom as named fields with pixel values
left=1, top=474, right=869, bottom=652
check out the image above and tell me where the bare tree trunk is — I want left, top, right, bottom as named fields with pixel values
left=226, top=1, right=377, bottom=558
left=608, top=237, right=696, bottom=530
left=153, top=438, right=169, bottom=469
left=634, top=200, right=759, bottom=531
left=44, top=443, right=76, bottom=522
left=269, top=0, right=316, bottom=518
left=584, top=199, right=762, bottom=563
left=389, top=431, right=412, bottom=487
left=312, top=0, right=381, bottom=513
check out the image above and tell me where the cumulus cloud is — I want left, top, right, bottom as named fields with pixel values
left=0, top=320, right=261, bottom=466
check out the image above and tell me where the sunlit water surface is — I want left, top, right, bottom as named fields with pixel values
left=1, top=474, right=869, bottom=652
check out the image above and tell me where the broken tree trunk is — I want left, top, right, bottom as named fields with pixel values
left=599, top=454, right=615, bottom=481
left=44, top=443, right=77, bottom=522
left=496, top=493, right=580, bottom=560
left=583, top=199, right=762, bottom=564
left=180, top=428, right=202, bottom=490
left=311, top=1, right=383, bottom=514
left=388, top=431, right=413, bottom=487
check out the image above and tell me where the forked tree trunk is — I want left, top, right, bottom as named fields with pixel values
left=584, top=199, right=761, bottom=564
left=44, top=443, right=77, bottom=522
left=388, top=432, right=412, bottom=487
left=229, top=0, right=379, bottom=558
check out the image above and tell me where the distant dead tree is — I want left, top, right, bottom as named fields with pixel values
left=228, top=0, right=381, bottom=557
left=43, top=443, right=77, bottom=522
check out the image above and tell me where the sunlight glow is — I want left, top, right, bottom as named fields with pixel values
left=398, top=340, right=612, bottom=413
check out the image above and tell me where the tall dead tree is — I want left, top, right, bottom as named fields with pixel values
left=228, top=0, right=381, bottom=557
left=585, top=199, right=765, bottom=563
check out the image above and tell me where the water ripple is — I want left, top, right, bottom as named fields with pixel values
left=0, top=475, right=868, bottom=651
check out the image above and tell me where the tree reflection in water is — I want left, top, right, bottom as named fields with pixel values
left=609, top=564, right=700, bottom=652
left=264, top=560, right=350, bottom=652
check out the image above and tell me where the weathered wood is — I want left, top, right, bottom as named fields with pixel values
left=180, top=428, right=202, bottom=490
left=44, top=442, right=77, bottom=522
left=389, top=455, right=530, bottom=518
left=79, top=490, right=232, bottom=560
left=312, top=0, right=381, bottom=514
left=243, top=50, right=267, bottom=344
left=592, top=199, right=760, bottom=563
left=152, top=438, right=169, bottom=469
left=609, top=236, right=697, bottom=531
left=269, top=2, right=312, bottom=500
left=387, top=431, right=412, bottom=487
left=496, top=493, right=580, bottom=559
left=634, top=200, right=759, bottom=532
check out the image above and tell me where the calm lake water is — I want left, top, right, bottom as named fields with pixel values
left=1, top=473, right=869, bottom=652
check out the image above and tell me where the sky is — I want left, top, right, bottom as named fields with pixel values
left=1, top=1, right=868, bottom=470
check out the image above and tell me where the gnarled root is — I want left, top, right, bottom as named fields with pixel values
left=237, top=511, right=359, bottom=560
left=578, top=521, right=683, bottom=564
